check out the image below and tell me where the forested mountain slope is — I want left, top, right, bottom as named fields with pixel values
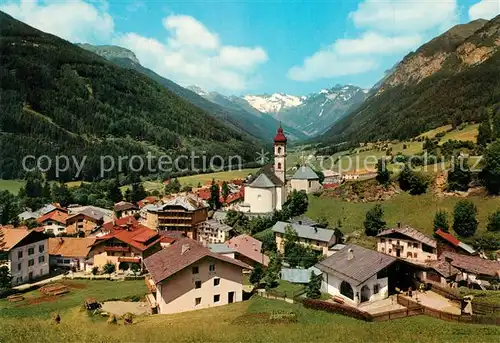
left=0, top=12, right=258, bottom=180
left=79, top=44, right=306, bottom=142
left=319, top=16, right=500, bottom=147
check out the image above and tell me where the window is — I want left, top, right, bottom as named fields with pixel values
left=28, top=247, right=34, bottom=256
left=38, top=256, right=45, bottom=263
left=28, top=259, right=34, bottom=267
left=195, top=297, right=201, bottom=306
left=389, top=239, right=392, bottom=243
left=214, top=278, right=220, bottom=286
left=381, top=247, right=385, bottom=253
left=413, top=243, right=418, bottom=249
left=195, top=281, right=202, bottom=289
left=213, top=294, right=220, bottom=303
left=380, top=239, right=385, bottom=243
left=39, top=245, right=45, bottom=253
left=407, top=252, right=412, bottom=258
left=17, top=263, right=21, bottom=271
left=308, top=181, right=312, bottom=187
left=277, top=147, right=282, bottom=154
left=63, top=259, right=70, bottom=264
left=373, top=284, right=380, bottom=294
left=277, top=162, right=282, bottom=170
left=422, top=244, right=434, bottom=254
left=18, top=251, right=23, bottom=259
left=192, top=266, right=199, bottom=274
left=388, top=249, right=392, bottom=254
left=57, top=259, right=63, bottom=264
left=414, top=253, right=418, bottom=259
left=209, top=264, right=216, bottom=272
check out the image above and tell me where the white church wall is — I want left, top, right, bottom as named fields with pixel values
left=244, top=187, right=275, bottom=213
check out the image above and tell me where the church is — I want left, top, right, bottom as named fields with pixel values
left=240, top=126, right=288, bottom=214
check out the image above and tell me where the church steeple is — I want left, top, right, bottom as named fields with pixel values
left=274, top=125, right=287, bottom=183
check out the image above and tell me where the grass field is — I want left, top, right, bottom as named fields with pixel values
left=0, top=280, right=148, bottom=318
left=0, top=179, right=26, bottom=195
left=0, top=297, right=497, bottom=343
left=307, top=192, right=500, bottom=236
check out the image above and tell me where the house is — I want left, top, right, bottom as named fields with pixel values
left=48, top=237, right=96, bottom=271
left=226, top=234, right=270, bottom=267
left=272, top=221, right=336, bottom=256
left=89, top=220, right=162, bottom=271
left=36, top=210, right=68, bottom=235
left=240, top=127, right=287, bottom=214
left=316, top=244, right=396, bottom=305
left=66, top=206, right=114, bottom=236
left=0, top=227, right=49, bottom=286
left=208, top=244, right=236, bottom=259
left=144, top=238, right=251, bottom=314
left=290, top=165, right=322, bottom=194
left=197, top=219, right=233, bottom=244
left=146, top=195, right=208, bottom=240
left=137, top=196, right=160, bottom=209
left=18, top=204, right=60, bottom=222
left=376, top=225, right=438, bottom=262
left=434, top=229, right=476, bottom=256
left=113, top=201, right=138, bottom=218
left=439, top=251, right=500, bottom=289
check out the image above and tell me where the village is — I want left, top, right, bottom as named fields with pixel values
left=1, top=128, right=499, bottom=327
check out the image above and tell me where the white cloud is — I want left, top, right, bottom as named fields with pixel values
left=350, top=0, right=458, bottom=33
left=469, top=0, right=500, bottom=20
left=334, top=32, right=423, bottom=56
left=116, top=15, right=268, bottom=92
left=0, top=0, right=114, bottom=43
left=288, top=0, right=457, bottom=82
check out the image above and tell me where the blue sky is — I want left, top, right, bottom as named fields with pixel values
left=1, top=0, right=499, bottom=95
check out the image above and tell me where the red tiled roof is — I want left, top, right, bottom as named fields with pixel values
left=137, top=196, right=160, bottom=208
left=101, top=216, right=139, bottom=232
left=48, top=237, right=96, bottom=258
left=226, top=234, right=270, bottom=267
left=435, top=229, right=460, bottom=247
left=144, top=238, right=251, bottom=284
left=94, top=222, right=161, bottom=252
left=36, top=210, right=68, bottom=225
left=197, top=189, right=211, bottom=201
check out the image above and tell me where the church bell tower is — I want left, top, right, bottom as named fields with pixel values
left=273, top=125, right=287, bottom=183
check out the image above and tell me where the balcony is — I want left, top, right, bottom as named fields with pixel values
left=104, top=246, right=130, bottom=253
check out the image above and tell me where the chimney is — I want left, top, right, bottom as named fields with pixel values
left=253, top=242, right=257, bottom=251
left=397, top=222, right=401, bottom=228
left=347, top=248, right=354, bottom=261
left=314, top=227, right=318, bottom=233
left=298, top=220, right=302, bottom=225
left=181, top=244, right=190, bottom=255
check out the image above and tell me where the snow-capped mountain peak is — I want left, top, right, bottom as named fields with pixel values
left=187, top=85, right=209, bottom=97
left=243, top=93, right=303, bottom=113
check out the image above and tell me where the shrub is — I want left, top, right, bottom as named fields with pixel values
left=102, top=262, right=116, bottom=275
left=433, top=210, right=449, bottom=232
left=364, top=204, right=386, bottom=236
left=91, top=266, right=99, bottom=275
left=130, top=263, right=141, bottom=275
left=118, top=262, right=129, bottom=271
left=487, top=210, right=500, bottom=232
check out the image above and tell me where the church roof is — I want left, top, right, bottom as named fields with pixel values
left=248, top=164, right=284, bottom=188
left=274, top=126, right=287, bottom=143
left=292, top=165, right=319, bottom=180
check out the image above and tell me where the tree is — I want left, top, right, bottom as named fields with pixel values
left=221, top=181, right=230, bottom=202
left=433, top=210, right=449, bottom=232
left=124, top=188, right=132, bottom=202
left=306, top=271, right=322, bottom=299
left=102, top=262, right=116, bottom=276
left=398, top=165, right=429, bottom=195
left=107, top=179, right=123, bottom=203
left=41, top=180, right=51, bottom=199
left=376, top=159, right=391, bottom=186
left=486, top=210, right=500, bottom=232
left=284, top=190, right=308, bottom=217
left=477, top=119, right=492, bottom=146
left=364, top=204, right=386, bottom=236
left=91, top=266, right=99, bottom=275
left=262, top=254, right=281, bottom=290
left=208, top=179, right=221, bottom=210
left=249, top=264, right=263, bottom=285
left=447, top=157, right=471, bottom=192
left=130, top=263, right=141, bottom=276
left=181, top=184, right=192, bottom=193
left=118, top=262, right=129, bottom=271
left=130, top=183, right=147, bottom=203
left=51, top=182, right=73, bottom=207
left=165, top=178, right=181, bottom=194
left=453, top=200, right=478, bottom=238
left=0, top=228, right=10, bottom=289
left=480, top=141, right=500, bottom=194
left=314, top=169, right=325, bottom=184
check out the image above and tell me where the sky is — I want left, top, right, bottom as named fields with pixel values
left=1, top=0, right=499, bottom=96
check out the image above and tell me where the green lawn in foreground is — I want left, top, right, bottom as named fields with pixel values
left=0, top=279, right=147, bottom=318
left=0, top=297, right=497, bottom=343
left=307, top=192, right=500, bottom=235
